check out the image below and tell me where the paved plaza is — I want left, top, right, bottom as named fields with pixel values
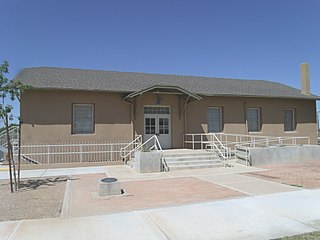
left=0, top=162, right=320, bottom=240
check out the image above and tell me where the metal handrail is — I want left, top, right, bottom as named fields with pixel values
left=184, top=133, right=311, bottom=167
left=185, top=133, right=310, bottom=148
left=0, top=126, right=19, bottom=146
left=184, top=133, right=230, bottom=166
left=135, top=135, right=163, bottom=152
left=206, top=134, right=230, bottom=167
left=134, top=135, right=168, bottom=171
left=120, top=135, right=142, bottom=160
left=12, top=140, right=130, bottom=164
left=236, top=136, right=310, bottom=149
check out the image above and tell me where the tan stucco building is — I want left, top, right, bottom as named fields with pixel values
left=16, top=65, right=319, bottom=147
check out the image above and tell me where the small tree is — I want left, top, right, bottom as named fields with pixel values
left=0, top=60, right=30, bottom=192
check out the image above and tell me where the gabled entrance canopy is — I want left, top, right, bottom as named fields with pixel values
left=123, top=85, right=202, bottom=120
left=123, top=85, right=202, bottom=101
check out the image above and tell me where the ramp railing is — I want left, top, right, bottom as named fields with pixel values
left=12, top=141, right=130, bottom=164
left=0, top=126, right=19, bottom=147
left=184, top=133, right=310, bottom=166
left=120, top=135, right=142, bottom=162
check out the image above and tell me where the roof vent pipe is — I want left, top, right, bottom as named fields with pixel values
left=300, top=63, right=310, bottom=95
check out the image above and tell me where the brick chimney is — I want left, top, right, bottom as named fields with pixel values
left=300, top=63, right=310, bottom=95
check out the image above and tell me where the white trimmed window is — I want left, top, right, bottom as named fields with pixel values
left=284, top=109, right=295, bottom=131
left=247, top=108, right=260, bottom=132
left=72, top=104, right=94, bottom=134
left=207, top=107, right=222, bottom=133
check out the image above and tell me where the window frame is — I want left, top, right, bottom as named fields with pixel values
left=72, top=103, right=95, bottom=135
left=246, top=107, right=261, bottom=133
left=284, top=109, right=296, bottom=132
left=207, top=107, right=223, bottom=133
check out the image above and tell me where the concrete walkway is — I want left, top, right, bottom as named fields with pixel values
left=106, top=165, right=299, bottom=195
left=0, top=166, right=106, bottom=180
left=198, top=173, right=299, bottom=195
left=1, top=189, right=320, bottom=240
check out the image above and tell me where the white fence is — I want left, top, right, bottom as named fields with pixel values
left=0, top=126, right=19, bottom=147
left=184, top=133, right=310, bottom=150
left=14, top=141, right=130, bottom=164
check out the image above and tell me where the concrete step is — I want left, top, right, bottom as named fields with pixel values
left=163, top=149, right=214, bottom=158
left=166, top=159, right=222, bottom=166
left=165, top=155, right=221, bottom=162
left=168, top=162, right=224, bottom=171
left=163, top=152, right=216, bottom=158
left=127, top=149, right=225, bottom=171
left=126, top=159, right=135, bottom=168
left=162, top=149, right=224, bottom=171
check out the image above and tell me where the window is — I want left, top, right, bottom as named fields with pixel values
left=284, top=109, right=295, bottom=131
left=144, top=106, right=170, bottom=114
left=247, top=108, right=260, bottom=132
left=72, top=104, right=94, bottom=134
left=145, top=117, right=156, bottom=134
left=207, top=107, right=222, bottom=133
left=159, top=118, right=169, bottom=134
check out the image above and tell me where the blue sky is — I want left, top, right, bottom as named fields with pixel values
left=1, top=0, right=319, bottom=123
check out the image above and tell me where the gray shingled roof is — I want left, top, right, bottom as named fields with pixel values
left=14, top=67, right=319, bottom=99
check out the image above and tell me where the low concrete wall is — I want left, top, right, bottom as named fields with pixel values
left=250, top=145, right=320, bottom=166
left=135, top=151, right=162, bottom=173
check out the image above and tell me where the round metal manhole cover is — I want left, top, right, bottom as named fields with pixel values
left=101, top=177, right=118, bottom=183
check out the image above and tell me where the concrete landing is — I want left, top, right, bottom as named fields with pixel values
left=198, top=173, right=299, bottom=195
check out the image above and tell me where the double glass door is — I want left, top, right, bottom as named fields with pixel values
left=144, top=106, right=171, bottom=149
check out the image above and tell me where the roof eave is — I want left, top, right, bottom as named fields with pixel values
left=199, top=93, right=320, bottom=100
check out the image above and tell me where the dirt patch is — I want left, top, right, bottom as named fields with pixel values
left=244, top=161, right=320, bottom=189
left=274, top=230, right=320, bottom=239
left=0, top=177, right=67, bottom=222
left=68, top=174, right=245, bottom=218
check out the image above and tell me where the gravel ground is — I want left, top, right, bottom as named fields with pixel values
left=0, top=176, right=67, bottom=222
left=275, top=231, right=320, bottom=239
left=244, top=161, right=320, bottom=189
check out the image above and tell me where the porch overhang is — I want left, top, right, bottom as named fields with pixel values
left=123, top=85, right=202, bottom=120
left=123, top=85, right=202, bottom=102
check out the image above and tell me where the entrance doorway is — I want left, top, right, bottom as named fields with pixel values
left=144, top=106, right=171, bottom=149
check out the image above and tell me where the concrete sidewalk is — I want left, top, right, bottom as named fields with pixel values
left=0, top=166, right=106, bottom=180
left=1, top=189, right=320, bottom=240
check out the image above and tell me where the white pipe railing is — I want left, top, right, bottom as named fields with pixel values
left=135, top=135, right=163, bottom=152
left=184, top=133, right=311, bottom=166
left=235, top=136, right=310, bottom=149
left=133, top=135, right=168, bottom=171
left=0, top=126, right=19, bottom=147
left=234, top=136, right=310, bottom=166
left=185, top=133, right=310, bottom=149
left=120, top=135, right=142, bottom=161
left=13, top=141, right=130, bottom=164
left=205, top=135, right=230, bottom=167
left=184, top=133, right=230, bottom=166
